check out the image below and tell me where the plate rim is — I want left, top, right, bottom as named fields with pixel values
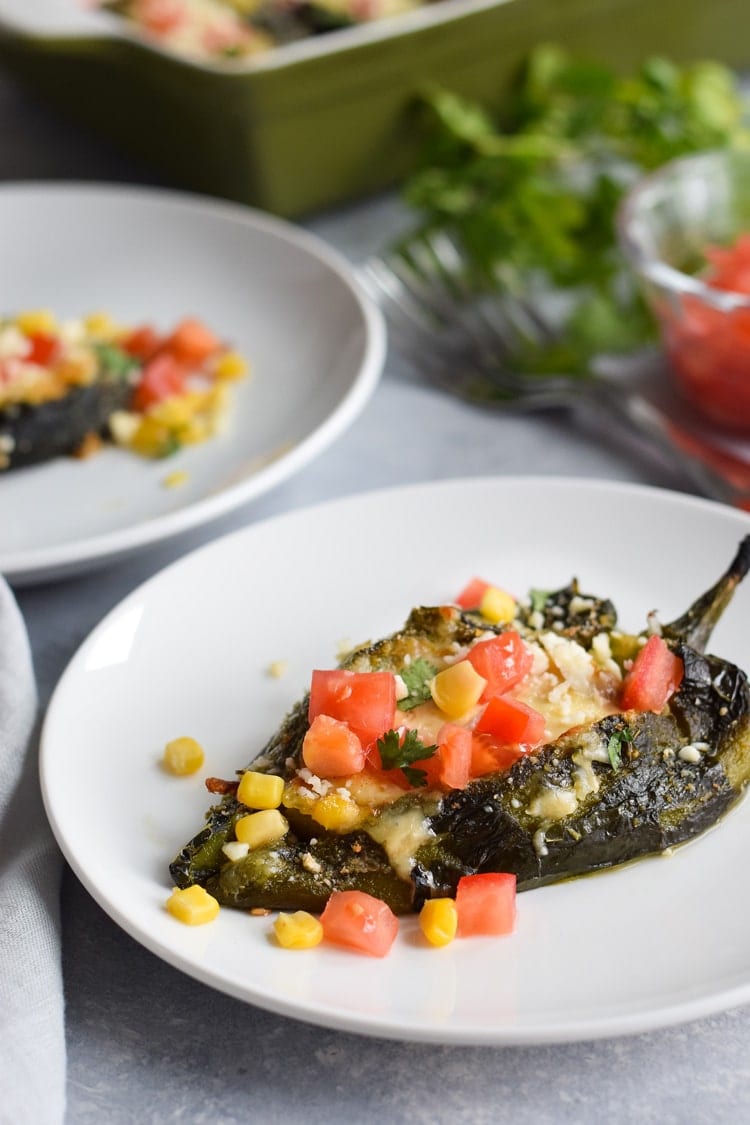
left=0, top=180, right=386, bottom=584
left=39, top=474, right=750, bottom=1045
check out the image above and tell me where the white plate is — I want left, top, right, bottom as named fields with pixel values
left=40, top=477, right=750, bottom=1045
left=0, top=183, right=384, bottom=585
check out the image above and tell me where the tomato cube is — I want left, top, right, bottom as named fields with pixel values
left=475, top=694, right=545, bottom=748
left=308, top=670, right=396, bottom=749
left=455, top=872, right=517, bottom=937
left=165, top=317, right=221, bottom=367
left=320, top=890, right=399, bottom=957
left=620, top=634, right=684, bottom=713
left=302, top=714, right=365, bottom=778
left=455, top=577, right=491, bottom=609
left=466, top=631, right=533, bottom=700
left=469, top=732, right=525, bottom=778
left=123, top=324, right=162, bottom=361
left=436, top=723, right=472, bottom=789
left=26, top=332, right=61, bottom=367
left=132, top=353, right=186, bottom=412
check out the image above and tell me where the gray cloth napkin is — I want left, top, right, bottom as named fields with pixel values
left=0, top=577, right=65, bottom=1125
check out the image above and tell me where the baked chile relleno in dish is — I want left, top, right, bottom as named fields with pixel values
left=0, top=311, right=247, bottom=470
left=171, top=537, right=750, bottom=914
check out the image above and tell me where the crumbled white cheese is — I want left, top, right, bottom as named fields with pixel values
left=532, top=828, right=548, bottom=857
left=569, top=595, right=595, bottom=614
left=297, top=767, right=332, bottom=797
left=679, top=744, right=703, bottom=764
left=301, top=852, right=322, bottom=875
left=529, top=610, right=545, bottom=630
left=222, top=841, right=249, bottom=862
left=591, top=632, right=623, bottom=681
left=0, top=325, right=30, bottom=360
left=394, top=674, right=409, bottom=701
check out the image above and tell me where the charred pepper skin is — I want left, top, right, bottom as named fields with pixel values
left=170, top=537, right=750, bottom=915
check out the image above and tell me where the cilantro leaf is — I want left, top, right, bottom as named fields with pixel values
left=529, top=588, right=550, bottom=614
left=607, top=728, right=633, bottom=771
left=94, top=343, right=140, bottom=381
left=376, top=728, right=438, bottom=778
left=398, top=658, right=438, bottom=711
left=400, top=46, right=750, bottom=374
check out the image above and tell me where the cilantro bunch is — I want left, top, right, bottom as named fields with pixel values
left=402, top=46, right=750, bottom=373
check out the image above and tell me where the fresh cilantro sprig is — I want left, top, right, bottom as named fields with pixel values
left=401, top=45, right=750, bottom=375
left=398, top=658, right=438, bottom=711
left=376, top=728, right=438, bottom=788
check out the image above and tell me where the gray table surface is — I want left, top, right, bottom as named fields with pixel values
left=3, top=67, right=750, bottom=1125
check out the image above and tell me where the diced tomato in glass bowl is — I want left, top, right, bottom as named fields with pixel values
left=618, top=149, right=750, bottom=434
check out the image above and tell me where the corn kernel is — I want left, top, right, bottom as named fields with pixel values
left=273, top=911, right=324, bottom=950
left=234, top=808, right=288, bottom=849
left=213, top=350, right=248, bottom=381
left=163, top=736, right=205, bottom=776
left=419, top=897, right=458, bottom=947
left=165, top=884, right=219, bottom=925
left=479, top=586, right=517, bottom=625
left=237, top=770, right=284, bottom=810
left=84, top=311, right=120, bottom=340
left=162, top=470, right=189, bottom=490
left=430, top=661, right=487, bottom=719
left=16, top=309, right=57, bottom=335
left=310, top=791, right=364, bottom=832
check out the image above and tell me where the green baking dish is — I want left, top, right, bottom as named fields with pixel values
left=0, top=0, right=749, bottom=218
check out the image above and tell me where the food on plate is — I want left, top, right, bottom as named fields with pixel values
left=398, top=47, right=749, bottom=376
left=0, top=310, right=247, bottom=470
left=170, top=538, right=750, bottom=945
left=100, top=0, right=427, bottom=62
left=658, top=232, right=750, bottom=431
left=162, top=736, right=206, bottom=775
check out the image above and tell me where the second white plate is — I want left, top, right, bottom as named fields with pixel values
left=39, top=477, right=750, bottom=1044
left=0, top=183, right=384, bottom=585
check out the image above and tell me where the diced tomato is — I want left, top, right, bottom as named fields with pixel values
left=620, top=634, right=683, bottom=714
left=134, top=0, right=187, bottom=35
left=455, top=872, right=517, bottom=936
left=320, top=890, right=399, bottom=957
left=455, top=577, right=491, bottom=609
left=435, top=723, right=472, bottom=789
left=466, top=631, right=533, bottom=700
left=131, top=353, right=187, bottom=412
left=26, top=332, right=60, bottom=367
left=164, top=317, right=221, bottom=368
left=308, top=670, right=396, bottom=749
left=302, top=714, right=365, bottom=778
left=122, top=324, right=162, bottom=361
left=475, top=694, right=546, bottom=748
left=469, top=731, right=525, bottom=778
left=660, top=233, right=750, bottom=432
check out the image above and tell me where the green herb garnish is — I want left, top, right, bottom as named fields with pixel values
left=398, top=658, right=438, bottom=711
left=94, top=343, right=140, bottom=381
left=401, top=45, right=750, bottom=374
left=529, top=589, right=550, bottom=615
left=376, top=728, right=438, bottom=788
left=607, top=728, right=634, bottom=771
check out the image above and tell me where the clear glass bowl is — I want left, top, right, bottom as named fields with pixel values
left=618, top=148, right=750, bottom=434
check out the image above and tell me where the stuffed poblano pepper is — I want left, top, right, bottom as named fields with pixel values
left=170, top=537, right=750, bottom=914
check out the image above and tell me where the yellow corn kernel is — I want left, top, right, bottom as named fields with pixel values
left=162, top=470, right=189, bottom=490
left=234, top=808, right=288, bottom=849
left=430, top=661, right=487, bottom=719
left=165, top=884, right=219, bottom=925
left=310, top=791, right=365, bottom=832
left=84, top=311, right=120, bottom=340
left=162, top=736, right=205, bottom=776
left=237, top=770, right=284, bottom=810
left=16, top=309, right=57, bottom=335
left=479, top=586, right=517, bottom=625
left=150, top=395, right=195, bottom=428
left=419, top=898, right=458, bottom=947
left=213, top=350, right=248, bottom=381
left=129, top=415, right=172, bottom=457
left=273, top=911, right=324, bottom=950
